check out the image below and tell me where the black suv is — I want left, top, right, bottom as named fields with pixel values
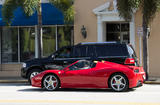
left=21, top=42, right=138, bottom=82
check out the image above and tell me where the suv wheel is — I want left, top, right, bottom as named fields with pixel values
left=109, top=73, right=129, bottom=92
left=28, top=69, right=41, bottom=84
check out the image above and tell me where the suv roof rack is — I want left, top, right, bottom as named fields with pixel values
left=78, top=41, right=118, bottom=45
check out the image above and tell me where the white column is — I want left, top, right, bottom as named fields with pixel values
left=56, top=25, right=58, bottom=51
left=18, top=27, right=20, bottom=62
left=97, top=15, right=103, bottom=42
left=35, top=25, right=38, bottom=58
left=130, top=14, right=136, bottom=48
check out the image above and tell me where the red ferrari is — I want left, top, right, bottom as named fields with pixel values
left=31, top=60, right=146, bottom=92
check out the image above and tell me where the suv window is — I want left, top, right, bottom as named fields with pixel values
left=55, top=47, right=72, bottom=58
left=86, top=46, right=96, bottom=57
left=73, top=46, right=87, bottom=57
left=127, top=45, right=137, bottom=59
left=95, top=44, right=128, bottom=57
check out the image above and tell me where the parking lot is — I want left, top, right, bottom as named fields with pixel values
left=0, top=83, right=160, bottom=105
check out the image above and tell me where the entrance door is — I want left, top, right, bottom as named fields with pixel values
left=106, top=23, right=129, bottom=43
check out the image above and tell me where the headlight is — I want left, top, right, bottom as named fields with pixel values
left=22, top=63, right=27, bottom=68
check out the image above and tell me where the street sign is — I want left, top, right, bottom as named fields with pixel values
left=137, top=27, right=143, bottom=37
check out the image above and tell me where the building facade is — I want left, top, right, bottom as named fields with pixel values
left=74, top=0, right=160, bottom=77
left=0, top=0, right=73, bottom=77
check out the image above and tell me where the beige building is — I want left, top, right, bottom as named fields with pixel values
left=74, top=0, right=160, bottom=77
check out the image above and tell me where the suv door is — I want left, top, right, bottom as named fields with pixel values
left=44, top=47, right=74, bottom=70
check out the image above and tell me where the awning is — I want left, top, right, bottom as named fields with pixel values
left=0, top=3, right=64, bottom=26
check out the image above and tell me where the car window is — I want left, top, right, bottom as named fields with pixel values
left=55, top=47, right=72, bottom=58
left=69, top=60, right=92, bottom=71
left=127, top=45, right=137, bottom=59
left=86, top=46, right=96, bottom=57
left=73, top=46, right=87, bottom=57
left=95, top=44, right=128, bottom=57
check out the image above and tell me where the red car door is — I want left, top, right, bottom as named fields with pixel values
left=60, top=61, right=108, bottom=88
left=61, top=68, right=93, bottom=88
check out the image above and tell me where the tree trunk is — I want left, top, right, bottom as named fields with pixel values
left=142, top=17, right=149, bottom=80
left=37, top=0, right=43, bottom=58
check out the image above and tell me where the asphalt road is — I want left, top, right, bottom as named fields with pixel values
left=0, top=83, right=160, bottom=105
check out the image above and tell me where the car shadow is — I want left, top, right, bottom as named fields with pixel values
left=18, top=87, right=136, bottom=93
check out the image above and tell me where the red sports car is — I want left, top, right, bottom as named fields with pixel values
left=31, top=60, right=146, bottom=92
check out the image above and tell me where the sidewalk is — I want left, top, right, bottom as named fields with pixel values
left=0, top=77, right=28, bottom=83
left=0, top=77, right=160, bottom=84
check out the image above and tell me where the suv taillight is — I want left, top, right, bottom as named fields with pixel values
left=125, top=58, right=135, bottom=65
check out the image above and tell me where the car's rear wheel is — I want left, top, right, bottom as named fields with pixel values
left=43, top=74, right=59, bottom=91
left=28, top=69, right=41, bottom=84
left=109, top=73, right=129, bottom=92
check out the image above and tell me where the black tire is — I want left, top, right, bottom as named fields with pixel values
left=42, top=74, right=59, bottom=91
left=28, top=69, right=41, bottom=84
left=109, top=73, right=129, bottom=92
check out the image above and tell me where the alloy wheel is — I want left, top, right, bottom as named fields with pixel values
left=43, top=75, right=59, bottom=91
left=110, top=74, right=128, bottom=92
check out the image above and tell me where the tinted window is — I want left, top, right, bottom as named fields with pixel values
left=86, top=46, right=96, bottom=57
left=73, top=46, right=87, bottom=57
left=55, top=47, right=72, bottom=58
left=95, top=44, right=128, bottom=57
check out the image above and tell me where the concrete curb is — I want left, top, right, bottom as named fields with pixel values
left=144, top=81, right=160, bottom=84
left=0, top=80, right=28, bottom=83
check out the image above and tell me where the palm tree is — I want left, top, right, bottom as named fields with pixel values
left=2, top=0, right=74, bottom=58
left=117, top=0, right=160, bottom=80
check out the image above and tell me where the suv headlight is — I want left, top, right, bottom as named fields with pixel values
left=22, top=63, right=27, bottom=68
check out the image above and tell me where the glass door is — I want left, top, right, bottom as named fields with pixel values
left=106, top=23, right=129, bottom=43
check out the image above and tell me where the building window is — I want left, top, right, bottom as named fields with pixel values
left=0, top=26, right=73, bottom=63
left=106, top=23, right=130, bottom=43
left=1, top=27, right=18, bottom=63
left=43, top=27, right=56, bottom=57
left=57, top=26, right=73, bottom=49
left=20, top=27, right=35, bottom=62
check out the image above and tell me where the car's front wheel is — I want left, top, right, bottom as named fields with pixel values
left=109, top=73, right=129, bottom=92
left=43, top=74, right=59, bottom=91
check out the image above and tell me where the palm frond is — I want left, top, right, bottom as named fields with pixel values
left=49, top=0, right=74, bottom=24
left=22, top=0, right=39, bottom=16
left=117, top=0, right=141, bottom=21
left=142, top=0, right=160, bottom=25
left=2, top=0, right=22, bottom=25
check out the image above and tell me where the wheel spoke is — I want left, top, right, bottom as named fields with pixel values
left=45, top=79, right=49, bottom=84
left=119, top=77, right=123, bottom=81
left=46, top=84, right=51, bottom=89
left=49, top=76, right=52, bottom=81
left=114, top=77, right=118, bottom=82
left=117, top=84, right=120, bottom=91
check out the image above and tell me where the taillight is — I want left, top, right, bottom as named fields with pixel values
left=125, top=58, right=135, bottom=65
